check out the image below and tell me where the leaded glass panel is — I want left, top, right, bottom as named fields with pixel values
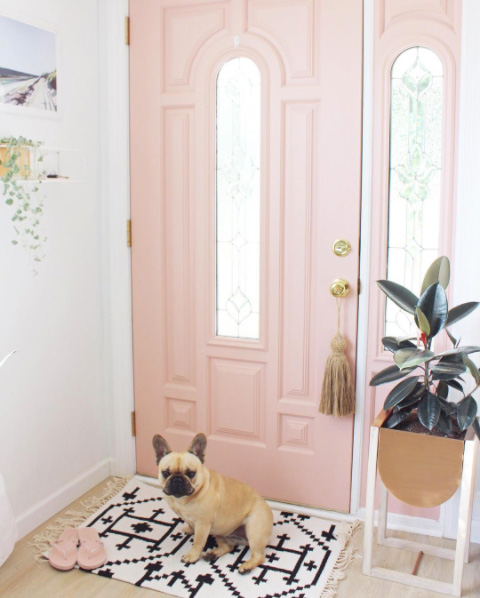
left=385, top=47, right=443, bottom=339
left=216, top=57, right=261, bottom=339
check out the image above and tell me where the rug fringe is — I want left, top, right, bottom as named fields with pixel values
left=320, top=520, right=362, bottom=598
left=30, top=476, right=130, bottom=566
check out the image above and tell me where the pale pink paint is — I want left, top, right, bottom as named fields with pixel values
left=130, top=0, right=362, bottom=511
left=362, top=0, right=462, bottom=519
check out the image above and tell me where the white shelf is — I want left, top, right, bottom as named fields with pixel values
left=0, top=144, right=85, bottom=183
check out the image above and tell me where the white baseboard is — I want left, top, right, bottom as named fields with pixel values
left=15, top=458, right=114, bottom=539
left=356, top=507, right=444, bottom=538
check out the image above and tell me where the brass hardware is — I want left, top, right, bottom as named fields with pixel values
left=127, top=219, right=132, bottom=247
left=332, top=238, right=351, bottom=257
left=125, top=16, right=130, bottom=45
left=131, top=411, right=136, bottom=437
left=330, top=278, right=350, bottom=298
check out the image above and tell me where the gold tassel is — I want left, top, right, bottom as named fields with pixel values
left=319, top=298, right=355, bottom=416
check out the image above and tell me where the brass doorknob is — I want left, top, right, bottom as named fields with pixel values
left=330, top=278, right=350, bottom=298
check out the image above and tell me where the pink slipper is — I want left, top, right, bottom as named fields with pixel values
left=77, top=527, right=107, bottom=570
left=48, top=528, right=79, bottom=571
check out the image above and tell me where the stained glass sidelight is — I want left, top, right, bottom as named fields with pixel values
left=216, top=57, right=261, bottom=339
left=385, top=47, right=444, bottom=338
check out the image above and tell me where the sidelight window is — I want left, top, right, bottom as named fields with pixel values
left=385, top=47, right=444, bottom=338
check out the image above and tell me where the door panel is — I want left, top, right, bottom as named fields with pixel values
left=130, top=0, right=362, bottom=510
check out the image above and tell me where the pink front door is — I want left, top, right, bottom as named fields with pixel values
left=130, top=0, right=363, bottom=511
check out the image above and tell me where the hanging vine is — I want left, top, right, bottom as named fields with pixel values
left=0, top=136, right=47, bottom=270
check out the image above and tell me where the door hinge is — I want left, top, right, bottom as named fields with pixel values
left=127, top=219, right=132, bottom=247
left=125, top=16, right=130, bottom=45
left=131, top=411, right=136, bottom=437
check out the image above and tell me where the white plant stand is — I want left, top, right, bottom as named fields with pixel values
left=363, top=419, right=479, bottom=597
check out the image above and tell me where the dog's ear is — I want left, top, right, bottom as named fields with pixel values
left=153, top=435, right=172, bottom=465
left=188, top=433, right=207, bottom=463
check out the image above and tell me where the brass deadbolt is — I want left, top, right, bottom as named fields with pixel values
left=332, top=238, right=351, bottom=257
left=330, top=278, right=350, bottom=298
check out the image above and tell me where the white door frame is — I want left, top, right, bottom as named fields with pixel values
left=99, top=0, right=136, bottom=477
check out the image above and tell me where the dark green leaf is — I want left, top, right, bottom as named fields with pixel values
left=462, top=354, right=480, bottom=385
left=417, top=392, right=441, bottom=430
left=382, top=336, right=416, bottom=352
left=377, top=280, right=419, bottom=314
left=436, top=346, right=480, bottom=358
left=446, top=302, right=480, bottom=328
left=473, top=418, right=480, bottom=441
left=445, top=378, right=464, bottom=392
left=431, top=362, right=467, bottom=380
left=421, top=256, right=450, bottom=294
left=370, top=364, right=413, bottom=386
left=384, top=377, right=420, bottom=410
left=446, top=328, right=458, bottom=346
left=435, top=411, right=453, bottom=435
left=436, top=381, right=449, bottom=400
left=394, top=384, right=425, bottom=411
left=396, top=349, right=435, bottom=371
left=457, top=396, right=478, bottom=431
left=417, top=283, right=448, bottom=338
left=384, top=410, right=412, bottom=429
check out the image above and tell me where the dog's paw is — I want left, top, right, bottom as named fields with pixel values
left=238, top=563, right=252, bottom=575
left=181, top=551, right=201, bottom=564
left=202, top=551, right=217, bottom=562
left=182, top=524, right=194, bottom=536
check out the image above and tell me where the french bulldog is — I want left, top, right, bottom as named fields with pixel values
left=152, top=432, right=273, bottom=573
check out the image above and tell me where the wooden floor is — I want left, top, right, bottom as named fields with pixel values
left=1, top=478, right=479, bottom=598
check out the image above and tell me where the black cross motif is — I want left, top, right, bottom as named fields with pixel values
left=116, top=536, right=133, bottom=551
left=321, top=525, right=336, bottom=543
left=122, top=487, right=140, bottom=501
left=276, top=533, right=290, bottom=549
left=304, top=560, right=317, bottom=571
left=167, top=569, right=185, bottom=587
left=101, top=515, right=113, bottom=525
left=131, top=522, right=153, bottom=534
left=266, top=552, right=280, bottom=564
left=96, top=568, right=114, bottom=578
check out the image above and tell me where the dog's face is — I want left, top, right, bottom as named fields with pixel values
left=152, top=433, right=207, bottom=499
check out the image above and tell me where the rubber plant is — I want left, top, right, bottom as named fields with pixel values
left=370, top=256, right=480, bottom=440
left=0, top=135, right=47, bottom=268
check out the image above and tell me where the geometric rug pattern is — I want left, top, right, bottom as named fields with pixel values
left=81, top=478, right=358, bottom=598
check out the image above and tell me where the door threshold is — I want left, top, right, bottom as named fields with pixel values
left=135, top=474, right=358, bottom=523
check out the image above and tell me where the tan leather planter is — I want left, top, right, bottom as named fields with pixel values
left=375, top=410, right=470, bottom=508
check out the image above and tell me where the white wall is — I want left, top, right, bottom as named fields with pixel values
left=0, top=0, right=114, bottom=537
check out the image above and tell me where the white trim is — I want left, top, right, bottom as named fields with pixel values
left=15, top=459, right=113, bottom=539
left=357, top=506, right=444, bottom=538
left=351, top=0, right=375, bottom=517
left=443, top=0, right=480, bottom=545
left=99, top=0, right=136, bottom=477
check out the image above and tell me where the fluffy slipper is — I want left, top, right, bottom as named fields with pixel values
left=77, top=527, right=107, bottom=570
left=48, top=528, right=79, bottom=571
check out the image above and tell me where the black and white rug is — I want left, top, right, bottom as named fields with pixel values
left=81, top=478, right=358, bottom=598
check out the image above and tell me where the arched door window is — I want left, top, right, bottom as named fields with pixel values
left=385, top=47, right=444, bottom=338
left=215, top=57, right=261, bottom=339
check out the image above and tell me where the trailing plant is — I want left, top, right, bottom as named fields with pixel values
left=370, top=256, right=480, bottom=440
left=0, top=136, right=47, bottom=268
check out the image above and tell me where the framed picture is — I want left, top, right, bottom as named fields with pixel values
left=0, top=15, right=58, bottom=114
